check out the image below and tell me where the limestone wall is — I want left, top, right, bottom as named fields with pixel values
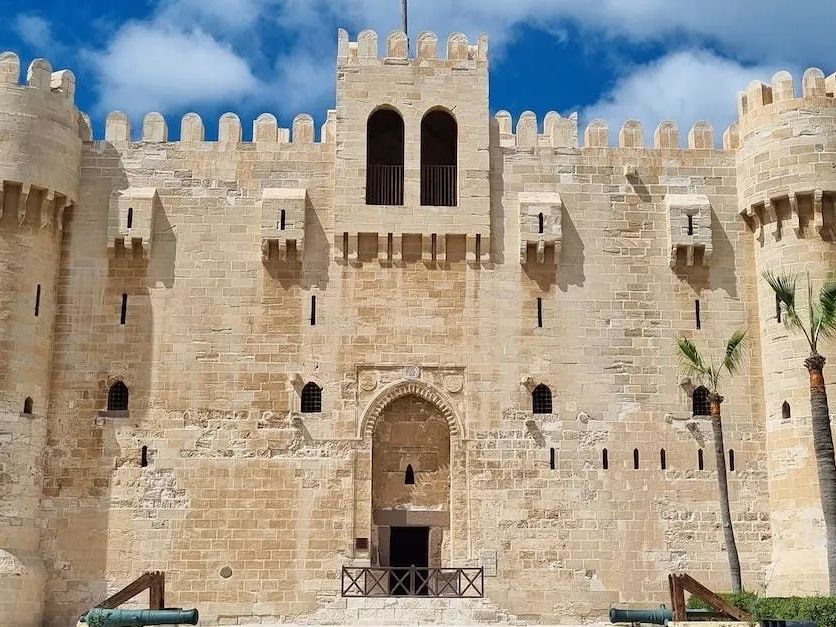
left=736, top=68, right=836, bottom=594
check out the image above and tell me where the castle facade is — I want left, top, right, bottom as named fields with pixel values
left=0, top=28, right=835, bottom=626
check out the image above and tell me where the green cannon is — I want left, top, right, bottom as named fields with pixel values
left=80, top=607, right=198, bottom=626
left=610, top=606, right=719, bottom=624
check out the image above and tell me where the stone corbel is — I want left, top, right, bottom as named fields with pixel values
left=789, top=192, right=802, bottom=237
left=813, top=189, right=824, bottom=234
left=17, top=183, right=30, bottom=224
left=764, top=198, right=779, bottom=240
left=40, top=190, right=55, bottom=230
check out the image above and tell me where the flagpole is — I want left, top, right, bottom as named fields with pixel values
left=402, top=0, right=409, bottom=46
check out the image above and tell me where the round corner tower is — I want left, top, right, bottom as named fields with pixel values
left=0, top=51, right=82, bottom=625
left=735, top=68, right=836, bottom=595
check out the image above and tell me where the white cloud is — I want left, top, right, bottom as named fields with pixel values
left=13, top=15, right=56, bottom=54
left=88, top=24, right=259, bottom=117
left=582, top=50, right=781, bottom=145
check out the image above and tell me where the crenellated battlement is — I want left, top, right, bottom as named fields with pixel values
left=99, top=110, right=336, bottom=145
left=0, top=51, right=77, bottom=105
left=493, top=111, right=734, bottom=150
left=337, top=29, right=488, bottom=67
left=737, top=67, right=836, bottom=132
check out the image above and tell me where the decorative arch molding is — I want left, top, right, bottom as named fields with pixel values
left=359, top=379, right=464, bottom=439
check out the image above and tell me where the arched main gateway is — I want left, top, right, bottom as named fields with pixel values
left=354, top=379, right=469, bottom=591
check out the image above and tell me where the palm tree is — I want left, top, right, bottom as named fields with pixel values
left=764, top=271, right=836, bottom=593
left=677, top=330, right=748, bottom=593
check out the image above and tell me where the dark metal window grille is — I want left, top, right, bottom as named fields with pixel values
left=602, top=448, right=609, bottom=470
left=23, top=397, right=33, bottom=414
left=404, top=464, right=415, bottom=485
left=698, top=448, right=704, bottom=470
left=692, top=386, right=710, bottom=416
left=108, top=381, right=129, bottom=411
left=532, top=384, right=552, bottom=414
left=301, top=382, right=321, bottom=413
left=367, top=165, right=405, bottom=205
left=421, top=165, right=457, bottom=206
left=35, top=284, right=41, bottom=317
left=660, top=448, right=667, bottom=470
left=633, top=448, right=640, bottom=469
left=342, top=566, right=483, bottom=598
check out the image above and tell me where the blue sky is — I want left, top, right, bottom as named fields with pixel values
left=2, top=0, right=833, bottom=143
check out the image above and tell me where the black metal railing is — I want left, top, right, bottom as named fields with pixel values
left=341, top=566, right=483, bottom=598
left=421, top=165, right=457, bottom=206
left=366, top=164, right=404, bottom=205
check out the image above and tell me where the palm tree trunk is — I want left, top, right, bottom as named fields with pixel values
left=710, top=393, right=743, bottom=592
left=805, top=355, right=836, bottom=594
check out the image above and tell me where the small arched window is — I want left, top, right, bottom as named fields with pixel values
left=140, top=445, right=148, bottom=468
left=660, top=448, right=667, bottom=470
left=404, top=464, right=415, bottom=485
left=532, top=384, right=552, bottom=414
left=107, top=381, right=129, bottom=411
left=782, top=401, right=791, bottom=420
left=538, top=213, right=545, bottom=234
left=366, top=109, right=405, bottom=205
left=127, top=207, right=134, bottom=229
left=602, top=448, right=609, bottom=470
left=728, top=449, right=736, bottom=472
left=633, top=448, right=640, bottom=469
left=687, top=214, right=694, bottom=235
left=549, top=447, right=556, bottom=470
left=692, top=386, right=710, bottom=416
left=698, top=448, right=704, bottom=470
left=23, top=397, right=33, bottom=414
left=301, top=382, right=322, bottom=413
left=421, top=109, right=457, bottom=206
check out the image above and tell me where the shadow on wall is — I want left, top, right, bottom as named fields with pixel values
left=489, top=119, right=506, bottom=265
left=673, top=208, right=737, bottom=299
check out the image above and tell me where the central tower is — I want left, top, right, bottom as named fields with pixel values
left=333, top=29, right=490, bottom=263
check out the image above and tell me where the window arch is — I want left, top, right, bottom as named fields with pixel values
left=660, top=448, right=667, bottom=470
left=23, top=397, right=33, bottom=414
left=421, top=109, right=457, bottom=206
left=602, top=448, right=609, bottom=470
left=782, top=401, right=791, bottom=420
left=107, top=381, right=129, bottom=412
left=300, top=382, right=322, bottom=413
left=633, top=448, right=640, bottom=469
left=404, top=464, right=415, bottom=485
left=698, top=448, right=704, bottom=470
left=366, top=108, right=404, bottom=205
left=532, top=384, right=552, bottom=414
left=692, top=386, right=710, bottom=416
left=728, top=449, right=736, bottom=472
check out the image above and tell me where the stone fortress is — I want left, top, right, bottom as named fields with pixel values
left=0, top=25, right=835, bottom=627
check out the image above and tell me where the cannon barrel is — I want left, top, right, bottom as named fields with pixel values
left=610, top=606, right=672, bottom=625
left=81, top=607, right=198, bottom=626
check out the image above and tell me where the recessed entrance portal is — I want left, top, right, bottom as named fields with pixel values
left=389, top=526, right=429, bottom=595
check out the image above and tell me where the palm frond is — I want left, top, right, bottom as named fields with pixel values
left=763, top=271, right=805, bottom=332
left=676, top=336, right=708, bottom=378
left=813, top=279, right=836, bottom=341
left=722, top=329, right=748, bottom=375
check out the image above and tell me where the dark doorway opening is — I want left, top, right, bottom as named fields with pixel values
left=421, top=110, right=457, bottom=206
left=389, top=526, right=429, bottom=596
left=367, top=109, right=405, bottom=205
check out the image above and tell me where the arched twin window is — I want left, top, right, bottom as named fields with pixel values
left=692, top=386, right=711, bottom=416
left=107, top=381, right=129, bottom=412
left=365, top=108, right=458, bottom=207
left=532, top=384, right=552, bottom=414
left=301, top=382, right=322, bottom=413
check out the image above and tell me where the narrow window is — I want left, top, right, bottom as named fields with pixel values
left=366, top=109, right=405, bottom=205
left=549, top=447, right=556, bottom=470
left=420, top=109, right=457, bottom=206
left=695, top=299, right=701, bottom=330
left=404, top=464, right=415, bottom=485
left=698, top=448, right=704, bottom=470
left=782, top=401, right=791, bottom=420
left=532, top=384, right=552, bottom=414
left=279, top=209, right=286, bottom=230
left=660, top=448, right=667, bottom=470
left=120, top=294, right=128, bottom=325
left=602, top=448, right=609, bottom=470
left=693, top=386, right=711, bottom=416
left=107, top=381, right=129, bottom=412
left=310, top=295, right=316, bottom=326
left=537, top=297, right=543, bottom=328
left=140, top=445, right=148, bottom=467
left=127, top=207, right=133, bottom=229
left=34, top=284, right=41, bottom=317
left=776, top=293, right=782, bottom=323
left=728, top=449, right=735, bottom=472
left=633, top=448, right=640, bottom=469
left=687, top=214, right=694, bottom=235
left=538, top=213, right=545, bottom=234
left=300, top=382, right=322, bottom=413
left=23, top=397, right=33, bottom=415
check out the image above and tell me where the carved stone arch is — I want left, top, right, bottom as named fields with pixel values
left=360, top=379, right=463, bottom=439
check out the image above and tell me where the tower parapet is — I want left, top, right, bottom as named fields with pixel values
left=0, top=51, right=82, bottom=627
left=736, top=67, right=836, bottom=595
